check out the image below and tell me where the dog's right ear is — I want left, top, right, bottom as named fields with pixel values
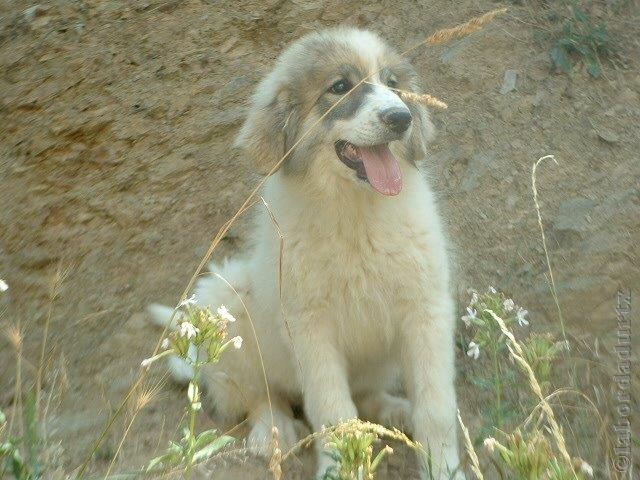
left=234, top=74, right=298, bottom=176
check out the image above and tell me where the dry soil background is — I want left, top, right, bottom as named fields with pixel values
left=1, top=0, right=639, bottom=478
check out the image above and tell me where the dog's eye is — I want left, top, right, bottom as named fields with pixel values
left=387, top=77, right=399, bottom=89
left=329, top=79, right=353, bottom=95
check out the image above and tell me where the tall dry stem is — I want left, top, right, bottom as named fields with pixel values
left=486, top=309, right=575, bottom=474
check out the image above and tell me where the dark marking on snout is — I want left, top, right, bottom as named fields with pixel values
left=317, top=82, right=373, bottom=125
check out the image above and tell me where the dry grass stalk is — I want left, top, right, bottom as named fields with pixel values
left=105, top=381, right=164, bottom=479
left=531, top=155, right=568, bottom=345
left=268, top=426, right=283, bottom=480
left=363, top=81, right=448, bottom=110
left=6, top=324, right=24, bottom=438
left=399, top=90, right=448, bottom=109
left=426, top=8, right=508, bottom=46
left=486, top=310, right=574, bottom=471
left=457, top=410, right=484, bottom=480
left=36, top=264, right=70, bottom=417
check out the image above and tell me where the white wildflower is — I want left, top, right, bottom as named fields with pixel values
left=461, top=307, right=477, bottom=327
left=467, top=341, right=480, bottom=360
left=489, top=286, right=497, bottom=294
left=161, top=338, right=170, bottom=349
left=231, top=336, right=243, bottom=349
left=516, top=307, right=529, bottom=326
left=178, top=294, right=197, bottom=309
left=503, top=298, right=515, bottom=312
left=470, top=291, right=479, bottom=305
left=579, top=460, right=593, bottom=477
left=217, top=304, right=236, bottom=323
left=179, top=321, right=199, bottom=339
left=483, top=437, right=498, bottom=453
left=187, top=382, right=199, bottom=403
left=0, top=279, right=7, bottom=292
left=141, top=357, right=153, bottom=369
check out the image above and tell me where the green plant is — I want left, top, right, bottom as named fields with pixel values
left=549, top=2, right=614, bottom=78
left=462, top=287, right=532, bottom=431
left=0, top=393, right=42, bottom=480
left=143, top=300, right=240, bottom=477
left=520, top=333, right=567, bottom=394
left=483, top=431, right=593, bottom=479
left=320, top=420, right=394, bottom=480
left=462, top=286, right=570, bottom=442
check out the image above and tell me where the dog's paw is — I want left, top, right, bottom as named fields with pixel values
left=377, top=394, right=412, bottom=433
left=247, top=409, right=298, bottom=457
left=358, top=391, right=413, bottom=434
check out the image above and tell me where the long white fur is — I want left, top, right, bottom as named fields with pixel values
left=149, top=29, right=463, bottom=479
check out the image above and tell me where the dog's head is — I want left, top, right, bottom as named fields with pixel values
left=235, top=28, right=434, bottom=196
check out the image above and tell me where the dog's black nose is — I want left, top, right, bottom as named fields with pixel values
left=379, top=107, right=412, bottom=133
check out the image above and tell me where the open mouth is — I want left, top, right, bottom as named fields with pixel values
left=335, top=140, right=403, bottom=196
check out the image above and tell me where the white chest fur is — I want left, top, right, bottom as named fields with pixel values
left=257, top=168, right=448, bottom=362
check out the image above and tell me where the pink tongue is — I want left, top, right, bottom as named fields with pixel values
left=357, top=144, right=403, bottom=196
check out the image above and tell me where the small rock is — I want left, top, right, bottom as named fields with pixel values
left=144, top=232, right=162, bottom=247
left=553, top=197, right=596, bottom=233
left=219, top=36, right=238, bottom=53
left=115, top=284, right=133, bottom=295
left=47, top=410, right=106, bottom=436
left=157, top=0, right=180, bottom=13
left=16, top=247, right=57, bottom=269
left=562, top=82, right=575, bottom=99
left=530, top=90, right=545, bottom=107
left=23, top=5, right=41, bottom=22
left=500, top=70, right=518, bottom=95
left=210, top=106, right=246, bottom=128
left=461, top=152, right=496, bottom=192
left=595, top=128, right=619, bottom=144
left=77, top=212, right=93, bottom=224
left=440, top=37, right=473, bottom=64
left=192, top=107, right=246, bottom=144
left=33, top=15, right=50, bottom=28
left=23, top=5, right=50, bottom=28
left=133, top=0, right=152, bottom=12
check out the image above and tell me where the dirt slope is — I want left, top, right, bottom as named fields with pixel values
left=1, top=0, right=638, bottom=476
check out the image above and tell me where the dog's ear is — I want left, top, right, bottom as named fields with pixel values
left=234, top=74, right=299, bottom=176
left=404, top=79, right=436, bottom=167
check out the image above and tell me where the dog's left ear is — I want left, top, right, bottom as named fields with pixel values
left=404, top=80, right=436, bottom=166
left=234, top=74, right=299, bottom=176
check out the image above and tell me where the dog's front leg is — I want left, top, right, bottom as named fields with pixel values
left=291, top=310, right=358, bottom=478
left=401, top=298, right=464, bottom=480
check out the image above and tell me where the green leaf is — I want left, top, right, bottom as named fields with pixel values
left=556, top=37, right=574, bottom=48
left=22, top=390, right=41, bottom=476
left=550, top=44, right=572, bottom=74
left=592, top=25, right=610, bottom=49
left=585, top=55, right=602, bottom=78
left=192, top=435, right=234, bottom=463
left=573, top=5, right=589, bottom=25
left=146, top=450, right=182, bottom=472
left=10, top=447, right=27, bottom=480
left=0, top=441, right=14, bottom=455
left=194, top=429, right=219, bottom=450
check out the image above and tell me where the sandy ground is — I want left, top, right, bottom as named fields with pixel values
left=1, top=0, right=639, bottom=477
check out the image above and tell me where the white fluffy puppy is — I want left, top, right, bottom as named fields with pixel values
left=150, top=28, right=464, bottom=479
